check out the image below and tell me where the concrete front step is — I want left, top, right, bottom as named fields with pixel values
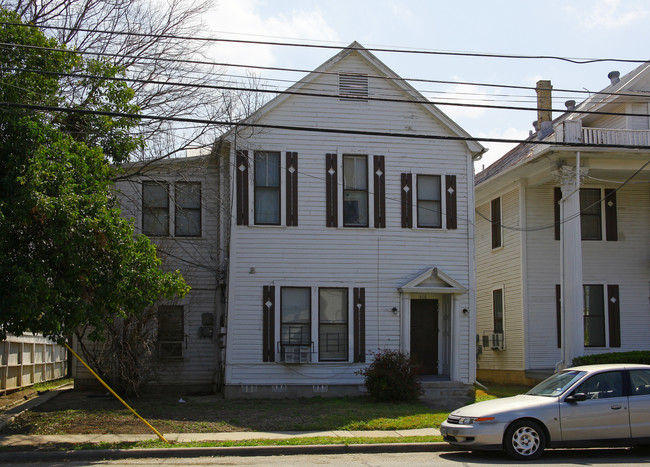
left=419, top=381, right=474, bottom=411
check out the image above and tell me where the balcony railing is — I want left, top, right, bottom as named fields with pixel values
left=583, top=127, right=650, bottom=146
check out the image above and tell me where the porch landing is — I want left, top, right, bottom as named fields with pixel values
left=418, top=377, right=474, bottom=410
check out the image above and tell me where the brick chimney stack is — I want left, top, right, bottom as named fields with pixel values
left=535, top=80, right=553, bottom=138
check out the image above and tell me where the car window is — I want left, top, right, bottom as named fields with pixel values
left=630, top=369, right=650, bottom=396
left=572, top=371, right=623, bottom=399
left=527, top=370, right=586, bottom=396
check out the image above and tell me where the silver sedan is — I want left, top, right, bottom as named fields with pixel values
left=440, top=363, right=650, bottom=460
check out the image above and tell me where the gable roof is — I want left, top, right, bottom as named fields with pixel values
left=475, top=61, right=650, bottom=186
left=398, top=267, right=467, bottom=294
left=224, top=41, right=485, bottom=156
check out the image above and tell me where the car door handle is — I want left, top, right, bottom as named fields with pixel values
left=611, top=405, right=622, bottom=410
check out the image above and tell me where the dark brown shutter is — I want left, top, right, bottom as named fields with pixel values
left=607, top=285, right=621, bottom=348
left=262, top=285, right=275, bottom=362
left=555, top=284, right=562, bottom=348
left=604, top=189, right=618, bottom=241
left=236, top=150, right=249, bottom=226
left=401, top=173, right=413, bottom=228
left=325, top=153, right=338, bottom=227
left=491, top=198, right=501, bottom=249
left=446, top=175, right=457, bottom=230
left=286, top=152, right=298, bottom=226
left=554, top=187, right=562, bottom=240
left=353, top=287, right=366, bottom=363
left=373, top=155, right=386, bottom=228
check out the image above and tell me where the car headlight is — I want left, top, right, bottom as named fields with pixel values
left=458, top=416, right=495, bottom=425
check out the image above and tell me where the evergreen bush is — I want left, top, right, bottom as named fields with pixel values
left=357, top=349, right=422, bottom=402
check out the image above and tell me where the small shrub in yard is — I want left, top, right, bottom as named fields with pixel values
left=572, top=351, right=650, bottom=366
left=357, top=349, right=422, bottom=402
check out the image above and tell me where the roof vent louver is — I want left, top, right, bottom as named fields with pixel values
left=339, top=73, right=369, bottom=101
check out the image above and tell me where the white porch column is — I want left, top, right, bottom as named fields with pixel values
left=556, top=165, right=587, bottom=368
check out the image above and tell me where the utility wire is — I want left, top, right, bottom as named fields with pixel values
left=2, top=21, right=648, bottom=65
left=4, top=67, right=650, bottom=119
left=1, top=41, right=648, bottom=101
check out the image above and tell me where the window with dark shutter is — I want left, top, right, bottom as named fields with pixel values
left=446, top=175, right=457, bottom=230
left=580, top=188, right=602, bottom=240
left=491, top=197, right=502, bottom=249
left=254, top=151, right=281, bottom=225
left=343, top=155, right=369, bottom=227
left=286, top=152, right=298, bottom=226
left=353, top=287, right=365, bottom=363
left=373, top=156, right=385, bottom=228
left=583, top=284, right=605, bottom=347
left=608, top=285, right=621, bottom=347
left=401, top=173, right=413, bottom=228
left=325, top=153, right=338, bottom=227
left=554, top=187, right=562, bottom=240
left=236, top=150, right=249, bottom=226
left=417, top=175, right=441, bottom=228
left=556, top=284, right=562, bottom=348
left=262, top=286, right=275, bottom=362
left=319, top=288, right=348, bottom=361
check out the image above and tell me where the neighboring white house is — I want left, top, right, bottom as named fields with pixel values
left=474, top=64, right=650, bottom=385
left=91, top=43, right=484, bottom=400
left=220, top=42, right=484, bottom=398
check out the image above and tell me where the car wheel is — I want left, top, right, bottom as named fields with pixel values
left=503, top=419, right=546, bottom=460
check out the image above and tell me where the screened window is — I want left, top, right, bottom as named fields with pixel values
left=493, top=289, right=504, bottom=333
left=417, top=175, right=441, bottom=228
left=491, top=197, right=502, bottom=248
left=343, top=155, right=368, bottom=227
left=255, top=151, right=281, bottom=225
left=319, top=288, right=348, bottom=361
left=158, top=305, right=184, bottom=358
left=281, top=287, right=311, bottom=346
left=142, top=182, right=169, bottom=236
left=175, top=182, right=201, bottom=236
left=584, top=284, right=605, bottom=347
left=580, top=188, right=602, bottom=240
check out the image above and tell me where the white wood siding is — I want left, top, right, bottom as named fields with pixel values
left=225, top=52, right=475, bottom=386
left=475, top=188, right=524, bottom=371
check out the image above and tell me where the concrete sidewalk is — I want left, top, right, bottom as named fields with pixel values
left=0, top=427, right=441, bottom=447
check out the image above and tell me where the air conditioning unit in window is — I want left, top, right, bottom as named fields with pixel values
left=282, top=345, right=310, bottom=364
left=482, top=332, right=505, bottom=350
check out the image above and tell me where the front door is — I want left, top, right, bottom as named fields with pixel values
left=410, top=299, right=438, bottom=375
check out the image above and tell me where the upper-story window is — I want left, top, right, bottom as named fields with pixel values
left=175, top=182, right=201, bottom=237
left=491, top=197, right=502, bottom=249
left=417, top=175, right=441, bottom=228
left=343, top=155, right=368, bottom=227
left=580, top=188, right=602, bottom=240
left=142, top=181, right=170, bottom=236
left=142, top=181, right=201, bottom=237
left=554, top=187, right=617, bottom=241
left=254, top=151, right=281, bottom=225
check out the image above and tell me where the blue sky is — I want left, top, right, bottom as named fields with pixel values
left=205, top=0, right=650, bottom=169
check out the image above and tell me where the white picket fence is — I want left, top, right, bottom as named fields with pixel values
left=0, top=335, right=68, bottom=392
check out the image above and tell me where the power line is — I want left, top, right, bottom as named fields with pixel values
left=4, top=66, right=650, bottom=120
left=1, top=41, right=648, bottom=102
left=3, top=101, right=650, bottom=151
left=2, top=21, right=648, bottom=65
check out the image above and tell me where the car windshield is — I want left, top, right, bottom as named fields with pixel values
left=526, top=370, right=586, bottom=397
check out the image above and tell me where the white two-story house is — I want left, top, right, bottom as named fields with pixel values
left=475, top=63, right=650, bottom=385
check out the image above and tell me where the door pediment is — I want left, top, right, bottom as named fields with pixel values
left=398, top=267, right=467, bottom=294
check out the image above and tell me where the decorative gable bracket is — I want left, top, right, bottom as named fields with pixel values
left=398, top=267, right=467, bottom=295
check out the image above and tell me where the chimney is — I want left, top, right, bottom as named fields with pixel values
left=536, top=80, right=553, bottom=124
left=565, top=100, right=576, bottom=110
left=608, top=71, right=620, bottom=85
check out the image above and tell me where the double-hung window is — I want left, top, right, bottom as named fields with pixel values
left=493, top=289, right=504, bottom=333
left=319, top=288, right=348, bottom=361
left=554, top=187, right=617, bottom=241
left=280, top=287, right=311, bottom=350
left=417, top=175, right=441, bottom=228
left=580, top=188, right=602, bottom=240
left=158, top=305, right=184, bottom=358
left=254, top=151, right=281, bottom=225
left=583, top=284, right=606, bottom=347
left=491, top=197, right=502, bottom=249
left=142, top=182, right=169, bottom=236
left=175, top=182, right=201, bottom=236
left=343, top=155, right=368, bottom=227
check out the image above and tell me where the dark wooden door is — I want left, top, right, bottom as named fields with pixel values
left=410, top=299, right=438, bottom=375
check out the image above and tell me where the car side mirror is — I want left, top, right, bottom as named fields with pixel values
left=565, top=393, right=587, bottom=403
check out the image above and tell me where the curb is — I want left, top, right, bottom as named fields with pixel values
left=0, top=442, right=456, bottom=462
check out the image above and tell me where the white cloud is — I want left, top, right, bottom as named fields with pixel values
left=566, top=0, right=649, bottom=30
left=204, top=0, right=338, bottom=69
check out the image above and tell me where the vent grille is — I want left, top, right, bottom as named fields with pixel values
left=339, top=73, right=369, bottom=101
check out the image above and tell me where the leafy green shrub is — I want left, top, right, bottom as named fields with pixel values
left=357, top=349, right=422, bottom=402
left=572, top=351, right=650, bottom=366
